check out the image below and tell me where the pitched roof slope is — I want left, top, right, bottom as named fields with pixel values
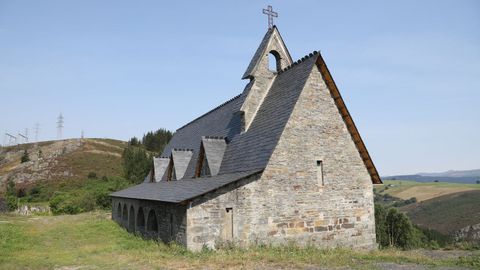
left=111, top=170, right=262, bottom=203
left=220, top=55, right=318, bottom=174
left=160, top=93, right=247, bottom=179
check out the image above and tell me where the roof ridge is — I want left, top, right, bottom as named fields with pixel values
left=202, top=136, right=226, bottom=140
left=176, top=94, right=243, bottom=132
left=173, top=148, right=194, bottom=152
left=277, top=50, right=319, bottom=75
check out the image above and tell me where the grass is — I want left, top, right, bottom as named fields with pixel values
left=0, top=212, right=479, bottom=270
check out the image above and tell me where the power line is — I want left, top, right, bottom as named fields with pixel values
left=5, top=133, right=16, bottom=146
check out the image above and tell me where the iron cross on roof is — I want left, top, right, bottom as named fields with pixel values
left=262, top=5, right=278, bottom=29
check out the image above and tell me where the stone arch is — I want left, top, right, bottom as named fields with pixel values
left=268, top=50, right=282, bottom=72
left=116, top=203, right=121, bottom=219
left=147, top=209, right=158, bottom=233
left=128, top=205, right=135, bottom=232
left=122, top=204, right=128, bottom=222
left=137, top=207, right=145, bottom=233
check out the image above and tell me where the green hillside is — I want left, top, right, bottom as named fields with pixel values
left=0, top=138, right=127, bottom=194
left=401, top=190, right=480, bottom=235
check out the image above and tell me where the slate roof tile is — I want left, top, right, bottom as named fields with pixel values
left=111, top=170, right=262, bottom=203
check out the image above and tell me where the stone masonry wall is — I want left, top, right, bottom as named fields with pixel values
left=112, top=197, right=187, bottom=245
left=186, top=63, right=376, bottom=251
left=186, top=173, right=261, bottom=250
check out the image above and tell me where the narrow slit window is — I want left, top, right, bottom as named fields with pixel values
left=225, top=208, right=233, bottom=241
left=317, top=160, right=324, bottom=186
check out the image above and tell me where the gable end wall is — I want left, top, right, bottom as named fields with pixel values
left=186, top=63, right=376, bottom=250
left=258, top=62, right=376, bottom=248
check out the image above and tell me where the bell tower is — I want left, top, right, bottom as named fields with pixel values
left=240, top=26, right=293, bottom=131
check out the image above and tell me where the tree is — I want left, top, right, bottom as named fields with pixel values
left=374, top=204, right=389, bottom=247
left=141, top=128, right=173, bottom=153
left=476, top=180, right=480, bottom=184
left=122, top=146, right=152, bottom=183
left=386, top=207, right=414, bottom=248
left=128, top=137, right=140, bottom=146
left=21, top=150, right=30, bottom=163
left=375, top=204, right=418, bottom=249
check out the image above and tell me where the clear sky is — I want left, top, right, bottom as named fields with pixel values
left=0, top=0, right=479, bottom=175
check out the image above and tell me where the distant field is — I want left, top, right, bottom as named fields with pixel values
left=380, top=180, right=480, bottom=202
left=0, top=212, right=478, bottom=270
left=401, top=190, right=480, bottom=234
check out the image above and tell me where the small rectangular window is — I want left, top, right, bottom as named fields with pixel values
left=317, top=160, right=324, bottom=186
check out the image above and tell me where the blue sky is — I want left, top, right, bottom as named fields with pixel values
left=0, top=0, right=479, bottom=175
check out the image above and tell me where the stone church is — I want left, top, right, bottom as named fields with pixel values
left=111, top=26, right=382, bottom=251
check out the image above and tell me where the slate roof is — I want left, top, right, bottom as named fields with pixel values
left=160, top=92, right=246, bottom=180
left=220, top=55, right=318, bottom=173
left=160, top=54, right=318, bottom=178
left=111, top=170, right=262, bottom=203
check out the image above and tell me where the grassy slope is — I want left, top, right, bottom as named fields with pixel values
left=380, top=180, right=480, bottom=202
left=0, top=138, right=127, bottom=193
left=0, top=212, right=479, bottom=270
left=48, top=138, right=126, bottom=182
left=401, top=190, right=480, bottom=234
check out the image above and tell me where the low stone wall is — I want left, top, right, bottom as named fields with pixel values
left=17, top=204, right=50, bottom=215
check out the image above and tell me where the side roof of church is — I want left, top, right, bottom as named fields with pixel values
left=112, top=26, right=381, bottom=203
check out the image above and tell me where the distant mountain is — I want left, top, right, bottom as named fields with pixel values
left=383, top=169, right=480, bottom=184
left=417, top=169, right=480, bottom=178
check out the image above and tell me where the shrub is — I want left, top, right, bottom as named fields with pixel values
left=21, top=150, right=30, bottom=163
left=49, top=192, right=81, bottom=215
left=95, top=189, right=112, bottom=209
left=5, top=178, right=18, bottom=211
left=6, top=196, right=17, bottom=211
left=49, top=192, right=96, bottom=215
left=47, top=176, right=131, bottom=215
